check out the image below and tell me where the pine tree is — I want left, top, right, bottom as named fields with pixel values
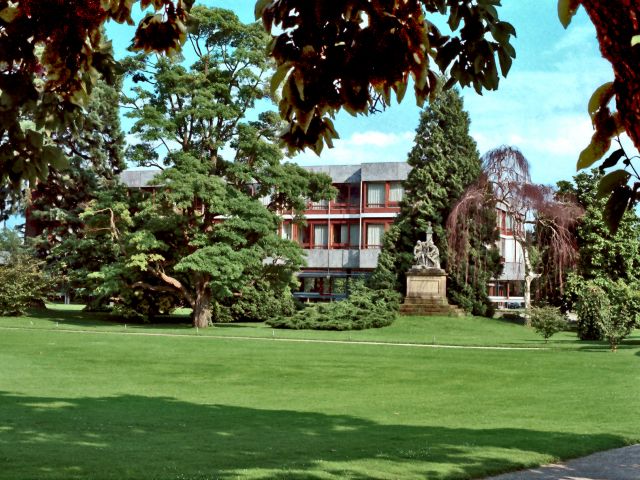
left=372, top=87, right=500, bottom=315
left=27, top=77, right=126, bottom=301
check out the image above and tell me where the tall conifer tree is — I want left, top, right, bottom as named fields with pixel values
left=27, top=77, right=126, bottom=300
left=371, top=87, right=500, bottom=315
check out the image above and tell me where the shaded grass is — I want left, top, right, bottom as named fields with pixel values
left=0, top=310, right=638, bottom=479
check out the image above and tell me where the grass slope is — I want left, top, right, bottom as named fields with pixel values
left=0, top=309, right=638, bottom=479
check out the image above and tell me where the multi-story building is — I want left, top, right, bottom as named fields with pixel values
left=119, top=162, right=525, bottom=308
left=282, top=162, right=411, bottom=301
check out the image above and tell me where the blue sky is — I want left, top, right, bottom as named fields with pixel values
left=106, top=0, right=617, bottom=187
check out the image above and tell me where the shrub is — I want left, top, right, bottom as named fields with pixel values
left=225, top=284, right=298, bottom=322
left=268, top=281, right=400, bottom=330
left=0, top=255, right=48, bottom=316
left=575, top=282, right=608, bottom=341
left=529, top=306, right=566, bottom=343
left=600, top=281, right=639, bottom=352
left=574, top=279, right=639, bottom=350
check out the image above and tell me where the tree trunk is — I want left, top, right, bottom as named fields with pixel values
left=192, top=292, right=212, bottom=328
left=524, top=274, right=534, bottom=314
left=191, top=279, right=212, bottom=328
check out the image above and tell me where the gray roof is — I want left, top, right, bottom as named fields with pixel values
left=119, top=169, right=162, bottom=188
left=303, top=162, right=411, bottom=184
left=361, top=162, right=412, bottom=182
left=303, top=164, right=361, bottom=184
left=120, top=161, right=412, bottom=188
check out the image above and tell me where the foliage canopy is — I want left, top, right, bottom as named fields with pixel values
left=85, top=7, right=333, bottom=328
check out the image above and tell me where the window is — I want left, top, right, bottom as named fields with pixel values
left=334, top=184, right=349, bottom=206
left=367, top=183, right=385, bottom=207
left=332, top=224, right=349, bottom=246
left=282, top=222, right=292, bottom=240
left=366, top=223, right=385, bottom=248
left=330, top=222, right=360, bottom=248
left=505, top=214, right=514, bottom=232
left=349, top=185, right=361, bottom=207
left=388, top=182, right=404, bottom=203
left=298, top=224, right=310, bottom=247
left=313, top=224, right=328, bottom=248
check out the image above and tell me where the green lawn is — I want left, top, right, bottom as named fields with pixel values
left=3, top=303, right=639, bottom=350
left=0, top=308, right=638, bottom=479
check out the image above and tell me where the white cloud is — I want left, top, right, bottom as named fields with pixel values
left=350, top=131, right=414, bottom=147
left=293, top=130, right=415, bottom=166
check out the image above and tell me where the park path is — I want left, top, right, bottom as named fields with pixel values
left=482, top=444, right=640, bottom=480
left=0, top=325, right=545, bottom=351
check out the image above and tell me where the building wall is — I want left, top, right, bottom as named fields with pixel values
left=118, top=163, right=525, bottom=306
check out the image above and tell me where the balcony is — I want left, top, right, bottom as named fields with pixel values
left=303, top=248, right=381, bottom=269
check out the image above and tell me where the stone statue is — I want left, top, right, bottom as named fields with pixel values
left=412, top=223, right=441, bottom=269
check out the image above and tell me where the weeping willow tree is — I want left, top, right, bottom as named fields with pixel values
left=448, top=146, right=583, bottom=313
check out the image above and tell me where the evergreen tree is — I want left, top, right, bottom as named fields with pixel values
left=85, top=7, right=333, bottom=328
left=371, top=87, right=500, bottom=315
left=27, top=77, right=126, bottom=301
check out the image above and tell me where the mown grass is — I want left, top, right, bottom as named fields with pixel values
left=2, top=303, right=638, bottom=350
left=0, top=307, right=638, bottom=479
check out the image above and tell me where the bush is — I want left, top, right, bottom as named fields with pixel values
left=225, top=284, right=298, bottom=322
left=0, top=255, right=48, bottom=316
left=574, top=279, right=639, bottom=350
left=529, top=306, right=566, bottom=343
left=575, top=282, right=608, bottom=341
left=268, top=281, right=400, bottom=330
left=600, top=281, right=639, bottom=351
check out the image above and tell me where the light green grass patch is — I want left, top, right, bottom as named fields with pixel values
left=0, top=309, right=638, bottom=479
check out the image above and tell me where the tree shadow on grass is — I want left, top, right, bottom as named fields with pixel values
left=22, top=308, right=194, bottom=331
left=0, top=391, right=627, bottom=480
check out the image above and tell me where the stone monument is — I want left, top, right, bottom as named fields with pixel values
left=400, top=223, right=464, bottom=316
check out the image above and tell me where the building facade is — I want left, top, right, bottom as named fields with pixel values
left=489, top=207, right=526, bottom=308
left=282, top=162, right=411, bottom=301
left=119, top=162, right=525, bottom=307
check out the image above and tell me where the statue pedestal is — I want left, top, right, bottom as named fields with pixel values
left=400, top=268, right=464, bottom=317
left=405, top=267, right=447, bottom=299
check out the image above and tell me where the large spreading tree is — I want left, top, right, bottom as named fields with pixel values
left=370, top=87, right=501, bottom=315
left=85, top=6, right=332, bottom=328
